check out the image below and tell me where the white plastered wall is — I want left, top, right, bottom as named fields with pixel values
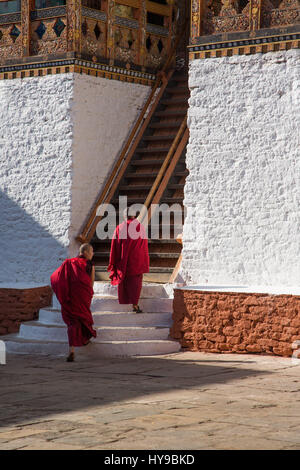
left=181, top=49, right=300, bottom=287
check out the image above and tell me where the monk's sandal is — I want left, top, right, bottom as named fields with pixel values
left=133, top=306, right=143, bottom=314
left=66, top=352, right=75, bottom=362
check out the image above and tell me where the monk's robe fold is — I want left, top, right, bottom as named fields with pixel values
left=50, top=256, right=97, bottom=347
left=108, top=219, right=149, bottom=304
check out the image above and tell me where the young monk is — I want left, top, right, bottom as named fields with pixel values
left=50, top=243, right=97, bottom=362
left=108, top=208, right=149, bottom=312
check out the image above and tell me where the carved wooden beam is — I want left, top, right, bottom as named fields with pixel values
left=67, top=0, right=81, bottom=52
left=21, top=0, right=35, bottom=57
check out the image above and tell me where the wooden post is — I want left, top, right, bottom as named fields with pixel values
left=67, top=0, right=81, bottom=52
left=138, top=0, right=147, bottom=68
left=21, top=0, right=35, bottom=57
left=106, top=0, right=115, bottom=65
left=249, top=0, right=262, bottom=32
left=191, top=0, right=204, bottom=41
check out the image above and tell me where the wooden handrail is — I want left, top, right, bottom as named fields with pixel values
left=146, top=126, right=189, bottom=224
left=139, top=117, right=187, bottom=223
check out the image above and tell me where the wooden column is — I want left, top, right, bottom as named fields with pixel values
left=191, top=0, right=205, bottom=41
left=138, top=0, right=147, bottom=68
left=106, top=0, right=115, bottom=65
left=67, top=0, right=81, bottom=52
left=249, top=0, right=262, bottom=32
left=21, top=0, right=35, bottom=57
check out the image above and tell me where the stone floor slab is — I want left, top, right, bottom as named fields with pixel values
left=0, top=351, right=299, bottom=450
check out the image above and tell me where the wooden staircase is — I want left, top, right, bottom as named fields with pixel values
left=90, top=69, right=190, bottom=282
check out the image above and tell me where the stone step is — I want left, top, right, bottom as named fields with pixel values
left=4, top=334, right=68, bottom=357
left=39, top=309, right=173, bottom=327
left=51, top=284, right=173, bottom=310
left=95, top=269, right=172, bottom=283
left=93, top=282, right=172, bottom=298
left=4, top=334, right=181, bottom=357
left=18, top=321, right=171, bottom=342
left=96, top=326, right=170, bottom=341
left=91, top=296, right=172, bottom=313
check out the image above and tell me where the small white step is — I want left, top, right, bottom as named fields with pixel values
left=96, top=326, right=169, bottom=342
left=19, top=322, right=67, bottom=342
left=4, top=334, right=67, bottom=356
left=39, top=309, right=173, bottom=327
left=4, top=335, right=180, bottom=357
left=79, top=339, right=181, bottom=357
left=19, top=321, right=170, bottom=342
left=93, top=312, right=173, bottom=327
left=92, top=297, right=172, bottom=313
left=93, top=282, right=172, bottom=298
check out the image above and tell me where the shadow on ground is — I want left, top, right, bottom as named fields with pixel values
left=0, top=352, right=269, bottom=428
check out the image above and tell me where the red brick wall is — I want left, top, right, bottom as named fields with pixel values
left=171, top=289, right=300, bottom=357
left=0, top=286, right=52, bottom=335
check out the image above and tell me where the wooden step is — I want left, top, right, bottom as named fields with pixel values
left=124, top=171, right=187, bottom=179
left=112, top=197, right=146, bottom=204
left=149, top=121, right=182, bottom=129
left=143, top=134, right=177, bottom=141
left=135, top=147, right=169, bottom=153
left=94, top=252, right=180, bottom=259
left=166, top=86, right=189, bottom=94
left=168, top=184, right=184, bottom=189
left=131, top=159, right=165, bottom=166
left=155, top=110, right=186, bottom=117
left=119, top=184, right=152, bottom=191
left=160, top=198, right=183, bottom=204
left=125, top=172, right=158, bottom=179
left=160, top=98, right=188, bottom=106
left=172, top=75, right=188, bottom=82
left=174, top=170, right=189, bottom=177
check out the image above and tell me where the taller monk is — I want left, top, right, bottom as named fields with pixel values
left=50, top=243, right=97, bottom=362
left=108, top=208, right=149, bottom=313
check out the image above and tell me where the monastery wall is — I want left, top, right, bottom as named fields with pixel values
left=181, top=49, right=300, bottom=288
left=0, top=74, right=150, bottom=285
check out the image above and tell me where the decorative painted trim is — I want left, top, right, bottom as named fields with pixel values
left=0, top=12, right=21, bottom=25
left=146, top=23, right=169, bottom=37
left=30, top=6, right=66, bottom=20
left=189, top=31, right=300, bottom=59
left=81, top=6, right=106, bottom=22
left=114, top=15, right=138, bottom=29
left=0, top=57, right=156, bottom=85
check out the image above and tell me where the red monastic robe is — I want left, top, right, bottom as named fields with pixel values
left=50, top=256, right=97, bottom=347
left=108, top=219, right=149, bottom=304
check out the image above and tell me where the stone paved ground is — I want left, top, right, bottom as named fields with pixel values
left=0, top=350, right=300, bottom=450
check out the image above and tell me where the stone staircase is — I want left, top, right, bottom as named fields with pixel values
left=3, top=282, right=181, bottom=357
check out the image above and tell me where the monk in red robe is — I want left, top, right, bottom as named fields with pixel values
left=108, top=209, right=149, bottom=312
left=50, top=243, right=97, bottom=362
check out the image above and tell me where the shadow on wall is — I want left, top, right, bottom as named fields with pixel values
left=0, top=190, right=68, bottom=284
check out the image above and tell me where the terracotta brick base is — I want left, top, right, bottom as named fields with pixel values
left=171, top=289, right=300, bottom=357
left=0, top=286, right=52, bottom=335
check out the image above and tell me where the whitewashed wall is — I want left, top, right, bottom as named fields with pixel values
left=181, top=49, right=300, bottom=287
left=0, top=74, right=150, bottom=284
left=0, top=74, right=74, bottom=284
